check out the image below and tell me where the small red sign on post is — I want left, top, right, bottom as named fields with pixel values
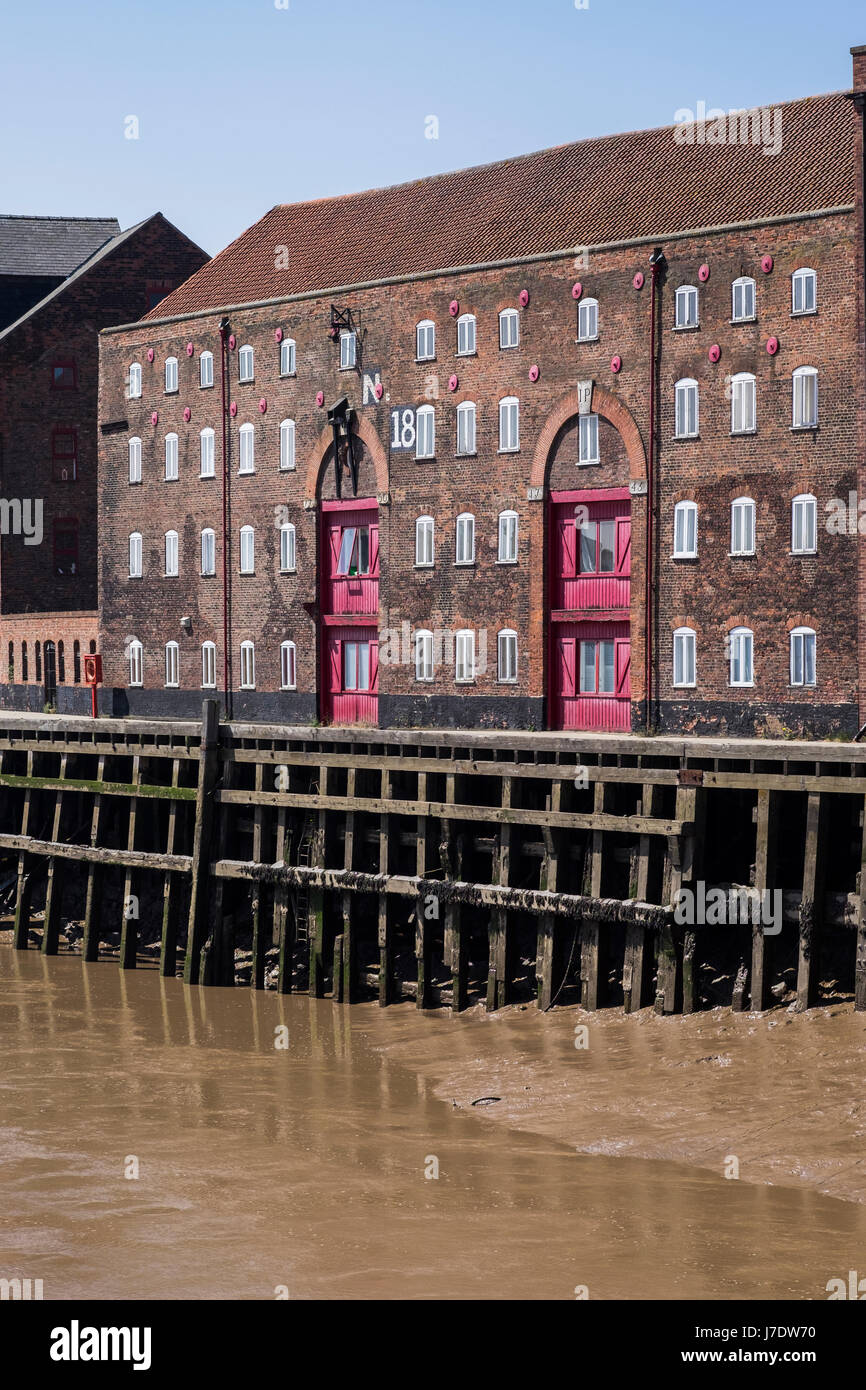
left=83, top=654, right=103, bottom=719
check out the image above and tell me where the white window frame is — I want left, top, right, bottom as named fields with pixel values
left=200, top=351, right=214, bottom=389
left=499, top=396, right=519, bottom=452
left=239, top=640, right=255, bottom=690
left=455, top=512, right=475, bottom=565
left=791, top=493, right=817, bottom=555
left=416, top=320, right=435, bottom=361
left=577, top=297, right=598, bottom=342
left=238, top=344, right=254, bottom=382
left=792, top=268, right=817, bottom=316
left=280, top=418, right=296, bottom=471
left=238, top=422, right=255, bottom=474
left=730, top=373, right=756, bottom=435
left=201, top=642, right=216, bottom=689
left=128, top=532, right=143, bottom=579
left=164, top=432, right=179, bottom=481
left=280, top=640, right=297, bottom=690
left=279, top=338, right=296, bottom=377
left=729, top=627, right=754, bottom=687
left=128, top=362, right=142, bottom=398
left=415, top=404, right=435, bottom=459
left=456, top=313, right=476, bottom=356
left=675, top=285, right=699, bottom=329
left=792, top=366, right=818, bottom=428
left=455, top=629, right=475, bottom=683
left=415, top=515, right=434, bottom=567
left=128, top=639, right=143, bottom=687
left=280, top=523, right=296, bottom=573
left=675, top=378, right=699, bottom=438
left=415, top=629, right=434, bottom=683
left=340, top=331, right=357, bottom=369
left=200, top=427, right=215, bottom=478
left=579, top=413, right=599, bottom=464
left=456, top=400, right=476, bottom=455
left=497, top=629, right=518, bottom=683
left=128, top=436, right=142, bottom=484
left=673, top=501, right=698, bottom=558
left=732, top=276, right=756, bottom=323
left=730, top=497, right=756, bottom=556
left=790, top=626, right=817, bottom=687
left=164, top=356, right=178, bottom=393
left=164, top=529, right=179, bottom=577
left=673, top=627, right=697, bottom=688
left=239, top=525, right=255, bottom=574
left=164, top=640, right=179, bottom=688
left=201, top=528, right=216, bottom=576
left=498, top=510, right=518, bottom=563
left=499, top=309, right=519, bottom=350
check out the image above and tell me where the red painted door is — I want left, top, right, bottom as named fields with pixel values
left=553, top=498, right=631, bottom=613
left=323, top=510, right=379, bottom=615
left=323, top=626, right=379, bottom=725
left=552, top=622, right=630, bottom=730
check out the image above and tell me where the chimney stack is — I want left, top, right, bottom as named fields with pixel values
left=852, top=44, right=866, bottom=92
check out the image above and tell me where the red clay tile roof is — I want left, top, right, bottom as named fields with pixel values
left=146, top=91, right=856, bottom=321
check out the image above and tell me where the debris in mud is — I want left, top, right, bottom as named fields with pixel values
left=471, top=1096, right=502, bottom=1106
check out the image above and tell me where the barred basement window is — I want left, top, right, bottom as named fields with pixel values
left=673, top=501, right=697, bottom=558
left=128, top=639, right=143, bottom=687
left=280, top=523, right=296, bottom=572
left=164, top=530, right=179, bottom=576
left=35, top=642, right=41, bottom=682
left=792, top=367, right=818, bottom=428
left=675, top=378, right=699, bottom=438
left=732, top=276, right=756, bottom=322
left=239, top=423, right=255, bottom=473
left=73, top=640, right=81, bottom=684
left=499, top=396, right=519, bottom=451
left=731, top=373, right=756, bottom=434
left=579, top=413, right=599, bottom=463
left=456, top=314, right=476, bottom=356
left=415, top=630, right=434, bottom=682
left=792, top=268, right=817, bottom=316
left=730, top=497, right=755, bottom=555
left=201, top=528, right=216, bottom=576
left=416, top=405, right=435, bottom=459
left=498, top=510, right=518, bottom=563
left=22, top=641, right=28, bottom=682
left=200, top=351, right=214, bottom=389
left=675, top=285, right=699, bottom=328
left=128, top=437, right=142, bottom=484
left=280, top=419, right=296, bottom=471
left=240, top=526, right=255, bottom=573
left=791, top=493, right=817, bottom=553
left=729, top=627, right=754, bottom=687
left=129, top=532, right=143, bottom=578
left=201, top=641, right=216, bottom=689
left=340, top=331, right=357, bottom=369
left=416, top=320, right=435, bottom=361
left=499, top=309, right=519, bottom=349
left=497, top=629, right=518, bottom=682
left=200, top=428, right=215, bottom=478
left=238, top=345, right=254, bottom=382
left=455, top=512, right=475, bottom=565
left=280, top=640, right=297, bottom=690
left=455, top=629, right=475, bottom=682
left=165, top=432, right=179, bottom=480
left=279, top=338, right=296, bottom=376
left=415, top=515, right=434, bottom=567
left=790, top=627, right=816, bottom=686
left=577, top=297, right=598, bottom=342
left=164, top=357, right=178, bottom=393
left=128, top=362, right=142, bottom=398
left=165, top=641, right=179, bottom=687
left=239, top=641, right=255, bottom=689
left=673, top=627, right=696, bottom=687
left=456, top=401, right=476, bottom=455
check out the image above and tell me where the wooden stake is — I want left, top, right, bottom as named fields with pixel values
left=487, top=777, right=512, bottom=1012
left=159, top=759, right=182, bottom=978
left=12, top=750, right=35, bottom=950
left=377, top=766, right=392, bottom=1007
left=536, top=778, right=560, bottom=1010
left=183, top=700, right=220, bottom=986
left=750, top=789, right=779, bottom=1011
left=856, top=795, right=866, bottom=1012
left=796, top=790, right=826, bottom=1011
left=41, top=753, right=68, bottom=956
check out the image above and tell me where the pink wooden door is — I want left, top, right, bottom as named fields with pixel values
left=322, top=627, right=379, bottom=725
left=553, top=500, right=630, bottom=612
left=553, top=622, right=630, bottom=730
left=323, top=510, right=379, bottom=615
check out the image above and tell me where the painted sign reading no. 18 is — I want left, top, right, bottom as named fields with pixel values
left=389, top=406, right=417, bottom=451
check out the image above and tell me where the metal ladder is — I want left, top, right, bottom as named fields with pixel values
left=292, top=804, right=317, bottom=944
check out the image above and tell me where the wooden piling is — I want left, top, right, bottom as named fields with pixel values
left=183, top=701, right=220, bottom=986
left=340, top=766, right=357, bottom=1003
left=249, top=761, right=267, bottom=990
left=796, top=790, right=827, bottom=1012
left=623, top=782, right=656, bottom=1012
left=579, top=782, right=606, bottom=1011
left=41, top=753, right=68, bottom=956
left=308, top=765, right=328, bottom=999
left=750, top=789, right=780, bottom=1011
left=856, top=795, right=866, bottom=1012
left=487, top=777, right=512, bottom=1012
left=377, top=766, right=392, bottom=1007
left=415, top=772, right=431, bottom=1010
left=12, top=750, right=35, bottom=950
left=536, top=778, right=560, bottom=1010
left=443, top=771, right=467, bottom=1012
left=159, top=759, right=182, bottom=978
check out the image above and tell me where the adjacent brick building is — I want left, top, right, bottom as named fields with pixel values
left=97, top=46, right=866, bottom=737
left=0, top=214, right=208, bottom=710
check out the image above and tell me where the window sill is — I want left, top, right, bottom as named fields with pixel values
left=789, top=550, right=817, bottom=558
left=455, top=680, right=476, bottom=686
left=791, top=310, right=818, bottom=318
left=672, top=683, right=697, bottom=690
left=165, top=477, right=179, bottom=483
left=575, top=336, right=598, bottom=345
left=279, top=372, right=297, bottom=380
left=238, top=469, right=256, bottom=476
left=790, top=425, right=818, bottom=433
left=672, top=554, right=698, bottom=561
left=279, top=465, right=297, bottom=473
left=200, top=473, right=215, bottom=480
left=454, top=562, right=476, bottom=569
left=415, top=455, right=435, bottom=463
left=731, top=430, right=757, bottom=437
left=728, top=551, right=756, bottom=559
left=200, top=383, right=214, bottom=390
left=578, top=459, right=600, bottom=467
left=414, top=564, right=434, bottom=570
left=164, top=390, right=179, bottom=396
left=279, top=686, right=298, bottom=693
left=279, top=568, right=297, bottom=576
left=497, top=679, right=518, bottom=686
left=498, top=447, right=520, bottom=455
left=456, top=451, right=477, bottom=458
left=415, top=358, right=436, bottom=365
left=200, top=573, right=216, bottom=579
left=238, top=378, right=255, bottom=387
left=239, top=571, right=256, bottom=577
left=239, top=686, right=256, bottom=692
left=788, top=683, right=817, bottom=690
left=201, top=685, right=217, bottom=691
left=673, top=324, right=700, bottom=332
left=128, top=480, right=142, bottom=486
left=455, top=351, right=477, bottom=359
left=729, top=683, right=755, bottom=689
left=730, top=317, right=757, bottom=326
left=415, top=677, right=435, bottom=685
left=164, top=684, right=179, bottom=690
left=496, top=559, right=518, bottom=566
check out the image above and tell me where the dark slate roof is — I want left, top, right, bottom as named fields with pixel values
left=0, top=215, right=121, bottom=278
left=145, top=90, right=857, bottom=321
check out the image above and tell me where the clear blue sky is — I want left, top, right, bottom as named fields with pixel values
left=1, top=0, right=863, bottom=257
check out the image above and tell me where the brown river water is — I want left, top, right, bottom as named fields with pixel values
left=1, top=945, right=864, bottom=1301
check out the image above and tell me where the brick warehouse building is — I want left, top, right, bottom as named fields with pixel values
left=97, top=46, right=866, bottom=737
left=0, top=214, right=208, bottom=711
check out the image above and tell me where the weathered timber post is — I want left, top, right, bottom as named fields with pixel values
left=307, top=765, right=328, bottom=998
left=183, top=700, right=221, bottom=986
left=13, top=750, right=35, bottom=950
left=275, top=800, right=292, bottom=993
left=82, top=754, right=106, bottom=963
left=443, top=770, right=467, bottom=1012
left=487, top=776, right=513, bottom=1012
left=118, top=756, right=141, bottom=969
left=249, top=761, right=267, bottom=990
left=623, top=781, right=657, bottom=1012
left=41, top=753, right=68, bottom=956
left=158, top=759, right=182, bottom=978
left=579, top=781, right=606, bottom=1011
left=796, top=790, right=827, bottom=1011
left=680, top=785, right=706, bottom=1014
left=377, top=765, right=392, bottom=1006
left=750, top=788, right=780, bottom=1011
left=415, top=770, right=432, bottom=1009
left=536, top=778, right=561, bottom=1010
left=656, top=782, right=702, bottom=1014
left=856, top=794, right=866, bottom=1012
left=340, top=766, right=357, bottom=1003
